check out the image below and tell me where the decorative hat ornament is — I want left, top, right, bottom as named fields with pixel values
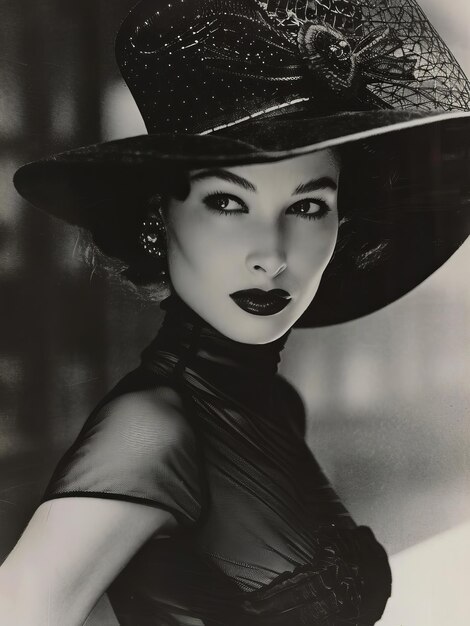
left=297, top=20, right=416, bottom=95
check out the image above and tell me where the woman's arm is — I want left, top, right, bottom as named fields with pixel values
left=0, top=496, right=175, bottom=626
left=0, top=387, right=194, bottom=626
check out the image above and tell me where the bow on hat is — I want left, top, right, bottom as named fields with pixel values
left=298, top=21, right=417, bottom=94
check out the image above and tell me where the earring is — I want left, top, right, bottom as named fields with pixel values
left=139, top=193, right=167, bottom=258
left=139, top=215, right=166, bottom=258
left=139, top=196, right=169, bottom=280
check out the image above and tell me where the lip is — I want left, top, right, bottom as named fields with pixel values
left=229, top=289, right=292, bottom=316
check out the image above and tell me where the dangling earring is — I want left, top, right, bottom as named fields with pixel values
left=139, top=215, right=166, bottom=258
left=139, top=195, right=168, bottom=278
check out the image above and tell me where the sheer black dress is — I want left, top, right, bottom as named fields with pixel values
left=40, top=294, right=392, bottom=625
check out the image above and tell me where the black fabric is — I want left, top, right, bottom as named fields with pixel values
left=41, top=294, right=392, bottom=625
left=41, top=362, right=204, bottom=527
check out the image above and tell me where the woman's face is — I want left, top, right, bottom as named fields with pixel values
left=163, top=150, right=340, bottom=344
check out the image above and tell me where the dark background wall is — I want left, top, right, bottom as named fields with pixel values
left=1, top=1, right=469, bottom=624
left=0, top=0, right=149, bottom=559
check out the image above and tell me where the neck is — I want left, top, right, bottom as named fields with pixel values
left=142, top=292, right=291, bottom=377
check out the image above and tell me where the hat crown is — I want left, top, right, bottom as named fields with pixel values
left=116, top=0, right=470, bottom=135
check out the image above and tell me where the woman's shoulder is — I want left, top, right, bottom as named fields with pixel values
left=94, top=383, right=192, bottom=441
left=87, top=373, right=196, bottom=450
left=43, top=371, right=204, bottom=527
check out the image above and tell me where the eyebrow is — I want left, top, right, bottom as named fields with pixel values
left=190, top=169, right=257, bottom=192
left=293, top=177, right=338, bottom=195
left=189, top=170, right=338, bottom=195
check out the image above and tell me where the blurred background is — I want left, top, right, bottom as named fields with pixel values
left=0, top=1, right=469, bottom=624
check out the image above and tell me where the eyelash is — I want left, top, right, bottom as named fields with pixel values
left=203, top=193, right=331, bottom=220
left=287, top=199, right=331, bottom=221
left=203, top=192, right=247, bottom=215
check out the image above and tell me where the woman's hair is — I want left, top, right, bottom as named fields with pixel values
left=79, top=167, right=191, bottom=301
left=79, top=141, right=398, bottom=300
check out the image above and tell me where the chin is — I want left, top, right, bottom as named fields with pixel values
left=211, top=310, right=298, bottom=345
left=226, top=295, right=317, bottom=344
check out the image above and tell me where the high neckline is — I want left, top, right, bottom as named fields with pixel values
left=141, top=293, right=291, bottom=377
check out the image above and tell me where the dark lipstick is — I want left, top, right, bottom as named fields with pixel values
left=229, top=289, right=292, bottom=316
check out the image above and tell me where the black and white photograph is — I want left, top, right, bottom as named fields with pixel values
left=1, top=1, right=469, bottom=624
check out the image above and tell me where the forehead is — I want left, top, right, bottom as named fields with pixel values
left=190, top=149, right=340, bottom=189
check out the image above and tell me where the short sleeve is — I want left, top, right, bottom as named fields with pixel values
left=40, top=386, right=203, bottom=528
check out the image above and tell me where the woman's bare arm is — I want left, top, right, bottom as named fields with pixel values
left=0, top=380, right=196, bottom=626
left=0, top=496, right=176, bottom=626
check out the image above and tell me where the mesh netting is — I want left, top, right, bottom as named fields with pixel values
left=259, top=0, right=470, bottom=110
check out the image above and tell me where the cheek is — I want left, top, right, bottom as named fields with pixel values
left=289, top=217, right=338, bottom=284
left=166, top=207, right=237, bottom=281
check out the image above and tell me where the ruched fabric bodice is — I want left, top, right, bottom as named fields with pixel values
left=41, top=294, right=391, bottom=625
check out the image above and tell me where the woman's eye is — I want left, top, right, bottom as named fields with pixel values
left=203, top=193, right=247, bottom=215
left=287, top=199, right=331, bottom=220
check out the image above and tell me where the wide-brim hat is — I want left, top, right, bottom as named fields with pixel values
left=13, top=0, right=470, bottom=327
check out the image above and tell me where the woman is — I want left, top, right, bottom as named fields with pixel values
left=1, top=0, right=470, bottom=624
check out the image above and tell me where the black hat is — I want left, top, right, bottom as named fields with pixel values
left=13, top=0, right=470, bottom=326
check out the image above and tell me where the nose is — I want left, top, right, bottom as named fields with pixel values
left=245, top=222, right=288, bottom=279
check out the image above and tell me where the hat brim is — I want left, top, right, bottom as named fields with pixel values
left=13, top=109, right=469, bottom=217
left=13, top=109, right=470, bottom=327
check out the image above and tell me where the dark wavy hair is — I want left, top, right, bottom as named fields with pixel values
left=78, top=166, right=191, bottom=301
